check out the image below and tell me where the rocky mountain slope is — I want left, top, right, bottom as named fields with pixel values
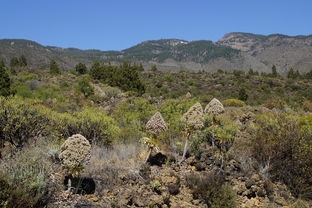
left=1, top=32, right=312, bottom=73
left=218, top=32, right=312, bottom=74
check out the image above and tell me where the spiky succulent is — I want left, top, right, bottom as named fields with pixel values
left=204, top=98, right=225, bottom=115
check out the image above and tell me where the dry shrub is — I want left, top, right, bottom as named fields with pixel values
left=0, top=141, right=56, bottom=207
left=186, top=172, right=237, bottom=208
left=84, top=143, right=141, bottom=191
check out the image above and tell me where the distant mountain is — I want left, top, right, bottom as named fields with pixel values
left=218, top=32, right=312, bottom=73
left=1, top=32, right=312, bottom=73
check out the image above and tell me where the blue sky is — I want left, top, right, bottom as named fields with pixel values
left=1, top=0, right=312, bottom=50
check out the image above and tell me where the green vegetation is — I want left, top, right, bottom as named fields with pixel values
left=90, top=61, right=145, bottom=95
left=10, top=55, right=27, bottom=67
left=0, top=65, right=14, bottom=96
left=250, top=112, right=312, bottom=199
left=0, top=62, right=311, bottom=207
left=75, top=62, right=87, bottom=75
left=49, top=59, right=61, bottom=74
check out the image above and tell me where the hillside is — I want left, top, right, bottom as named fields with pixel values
left=1, top=32, right=312, bottom=73
left=218, top=32, right=312, bottom=73
left=0, top=65, right=312, bottom=207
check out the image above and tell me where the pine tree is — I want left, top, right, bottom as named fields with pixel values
left=50, top=60, right=61, bottom=74
left=151, top=65, right=158, bottom=72
left=18, top=55, right=27, bottom=67
left=10, top=57, right=19, bottom=67
left=238, top=88, right=248, bottom=101
left=0, top=65, right=13, bottom=96
left=271, top=65, right=278, bottom=77
left=75, top=62, right=87, bottom=75
left=287, top=68, right=295, bottom=79
left=0, top=60, right=5, bottom=68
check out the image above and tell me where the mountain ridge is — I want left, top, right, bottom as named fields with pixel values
left=1, top=32, right=312, bottom=73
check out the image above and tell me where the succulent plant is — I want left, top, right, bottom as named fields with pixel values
left=180, top=102, right=204, bottom=164
left=204, top=98, right=225, bottom=115
left=144, top=112, right=167, bottom=163
left=181, top=102, right=204, bottom=130
left=59, top=134, right=91, bottom=191
left=145, top=112, right=167, bottom=135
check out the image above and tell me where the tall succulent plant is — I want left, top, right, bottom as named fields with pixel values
left=59, top=134, right=91, bottom=192
left=143, top=112, right=167, bottom=163
left=180, top=102, right=204, bottom=164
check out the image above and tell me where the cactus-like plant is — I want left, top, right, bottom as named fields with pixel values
left=180, top=102, right=204, bottom=164
left=143, top=112, right=167, bottom=163
left=59, top=134, right=91, bottom=192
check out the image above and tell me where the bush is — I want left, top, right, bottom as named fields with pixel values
left=0, top=97, right=50, bottom=149
left=49, top=60, right=61, bottom=74
left=76, top=75, right=94, bottom=97
left=31, top=105, right=120, bottom=145
left=238, top=88, right=248, bottom=101
left=264, top=99, right=286, bottom=110
left=186, top=172, right=237, bottom=208
left=222, top=99, right=245, bottom=107
left=302, top=100, right=312, bottom=112
left=75, top=63, right=87, bottom=75
left=0, top=145, right=53, bottom=207
left=205, top=115, right=238, bottom=153
left=251, top=113, right=312, bottom=199
left=72, top=108, right=120, bottom=145
left=113, top=97, right=156, bottom=142
left=297, top=114, right=312, bottom=134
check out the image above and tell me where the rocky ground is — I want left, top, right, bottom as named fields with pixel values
left=46, top=143, right=304, bottom=208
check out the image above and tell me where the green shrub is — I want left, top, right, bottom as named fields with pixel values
left=0, top=97, right=50, bottom=149
left=222, top=99, right=245, bottom=107
left=76, top=75, right=94, bottom=97
left=75, top=62, right=87, bottom=75
left=302, top=100, right=312, bottom=112
left=297, top=114, right=312, bottom=134
left=264, top=99, right=286, bottom=110
left=0, top=145, right=53, bottom=207
left=251, top=113, right=312, bottom=199
left=32, top=105, right=120, bottom=145
left=73, top=107, right=120, bottom=145
left=205, top=115, right=238, bottom=153
left=113, top=97, right=156, bottom=142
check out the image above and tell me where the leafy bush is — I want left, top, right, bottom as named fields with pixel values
left=222, top=99, right=245, bottom=107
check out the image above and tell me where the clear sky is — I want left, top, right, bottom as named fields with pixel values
left=1, top=0, right=312, bottom=50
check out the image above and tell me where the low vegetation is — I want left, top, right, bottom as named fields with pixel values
left=0, top=58, right=311, bottom=207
